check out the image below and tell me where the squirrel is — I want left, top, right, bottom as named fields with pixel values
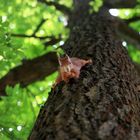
left=53, top=54, right=92, bottom=87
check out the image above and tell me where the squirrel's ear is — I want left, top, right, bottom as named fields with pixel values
left=57, top=52, right=63, bottom=65
left=57, top=52, right=60, bottom=58
left=65, top=54, right=69, bottom=58
left=57, top=53, right=61, bottom=65
left=66, top=54, right=71, bottom=62
left=58, top=57, right=62, bottom=65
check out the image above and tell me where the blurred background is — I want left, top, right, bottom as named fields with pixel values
left=0, top=0, right=140, bottom=139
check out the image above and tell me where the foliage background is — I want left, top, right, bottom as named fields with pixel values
left=0, top=0, right=139, bottom=139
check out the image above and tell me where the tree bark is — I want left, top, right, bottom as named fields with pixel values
left=28, top=2, right=140, bottom=140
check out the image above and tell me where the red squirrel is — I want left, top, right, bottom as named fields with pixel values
left=54, top=54, right=92, bottom=87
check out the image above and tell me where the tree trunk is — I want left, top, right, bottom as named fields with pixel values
left=28, top=2, right=140, bottom=140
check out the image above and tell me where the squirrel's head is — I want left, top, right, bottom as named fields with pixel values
left=58, top=54, right=72, bottom=66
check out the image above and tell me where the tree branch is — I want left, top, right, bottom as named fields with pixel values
left=11, top=33, right=53, bottom=40
left=11, top=18, right=50, bottom=40
left=103, top=0, right=137, bottom=8
left=44, top=37, right=61, bottom=46
left=116, top=19, right=140, bottom=50
left=11, top=18, right=62, bottom=45
left=11, top=33, right=62, bottom=48
left=125, top=16, right=140, bottom=24
left=37, top=0, right=71, bottom=15
left=32, top=19, right=47, bottom=36
left=0, top=52, right=58, bottom=96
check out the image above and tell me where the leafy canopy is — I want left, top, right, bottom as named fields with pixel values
left=0, top=0, right=140, bottom=139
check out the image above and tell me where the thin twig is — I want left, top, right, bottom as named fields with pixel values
left=11, top=33, right=53, bottom=40
left=32, top=19, right=47, bottom=36
left=37, top=0, right=71, bottom=15
left=125, top=16, right=140, bottom=24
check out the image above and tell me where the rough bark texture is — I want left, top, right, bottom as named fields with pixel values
left=28, top=13, right=140, bottom=139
